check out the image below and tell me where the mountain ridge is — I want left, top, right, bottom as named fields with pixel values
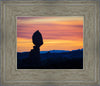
left=17, top=48, right=83, bottom=54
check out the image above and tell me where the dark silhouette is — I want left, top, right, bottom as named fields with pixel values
left=17, top=30, right=43, bottom=68
left=28, top=30, right=43, bottom=67
left=32, top=30, right=43, bottom=47
left=17, top=49, right=83, bottom=69
left=17, top=30, right=83, bottom=69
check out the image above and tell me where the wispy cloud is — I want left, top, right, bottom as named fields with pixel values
left=17, top=17, right=83, bottom=52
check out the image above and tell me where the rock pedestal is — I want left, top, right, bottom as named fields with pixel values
left=28, top=30, right=43, bottom=67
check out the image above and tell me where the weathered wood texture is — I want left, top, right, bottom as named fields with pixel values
left=0, top=0, right=100, bottom=86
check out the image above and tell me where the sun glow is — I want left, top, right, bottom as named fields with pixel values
left=17, top=16, right=83, bottom=52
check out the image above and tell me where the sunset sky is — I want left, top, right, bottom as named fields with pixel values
left=17, top=16, right=83, bottom=52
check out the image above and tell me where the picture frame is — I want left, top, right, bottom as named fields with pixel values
left=0, top=0, right=100, bottom=86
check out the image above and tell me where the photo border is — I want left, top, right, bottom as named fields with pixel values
left=0, top=1, right=100, bottom=86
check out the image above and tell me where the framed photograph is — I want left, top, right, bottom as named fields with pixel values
left=17, top=16, right=83, bottom=69
left=0, top=0, right=100, bottom=86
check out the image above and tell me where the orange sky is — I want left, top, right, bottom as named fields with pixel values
left=17, top=17, right=83, bottom=52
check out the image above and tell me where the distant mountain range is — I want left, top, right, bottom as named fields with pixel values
left=40, top=49, right=83, bottom=54
left=17, top=48, right=83, bottom=59
left=18, top=48, right=83, bottom=54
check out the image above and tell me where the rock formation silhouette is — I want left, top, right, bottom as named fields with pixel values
left=21, top=30, right=43, bottom=68
left=30, top=30, right=43, bottom=65
left=32, top=30, right=43, bottom=47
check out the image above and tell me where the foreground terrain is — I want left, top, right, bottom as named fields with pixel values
left=17, top=49, right=83, bottom=69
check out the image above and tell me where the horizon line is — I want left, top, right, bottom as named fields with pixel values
left=17, top=48, right=83, bottom=53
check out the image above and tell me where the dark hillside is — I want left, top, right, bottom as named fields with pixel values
left=17, top=49, right=83, bottom=69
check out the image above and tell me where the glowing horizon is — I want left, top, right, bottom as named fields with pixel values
left=17, top=16, right=83, bottom=52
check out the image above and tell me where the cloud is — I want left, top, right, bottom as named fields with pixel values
left=17, top=17, right=83, bottom=51
left=17, top=16, right=83, bottom=26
